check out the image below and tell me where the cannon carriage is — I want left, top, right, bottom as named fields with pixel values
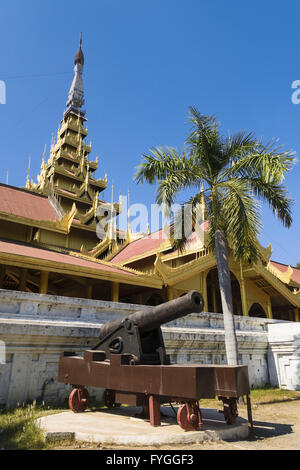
left=58, top=291, right=253, bottom=431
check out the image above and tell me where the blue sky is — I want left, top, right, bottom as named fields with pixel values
left=0, top=0, right=299, bottom=266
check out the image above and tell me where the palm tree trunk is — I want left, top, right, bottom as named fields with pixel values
left=215, top=229, right=239, bottom=365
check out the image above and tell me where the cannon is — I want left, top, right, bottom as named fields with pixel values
left=58, top=291, right=252, bottom=431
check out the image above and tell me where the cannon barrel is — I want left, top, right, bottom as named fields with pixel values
left=99, top=290, right=204, bottom=339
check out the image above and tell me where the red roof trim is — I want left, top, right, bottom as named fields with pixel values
left=0, top=239, right=136, bottom=277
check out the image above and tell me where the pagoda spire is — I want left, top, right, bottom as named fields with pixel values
left=65, top=33, right=85, bottom=117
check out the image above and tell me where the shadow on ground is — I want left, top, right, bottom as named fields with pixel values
left=249, top=420, right=293, bottom=441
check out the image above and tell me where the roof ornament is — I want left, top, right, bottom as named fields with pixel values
left=26, top=155, right=31, bottom=187
left=65, top=33, right=85, bottom=117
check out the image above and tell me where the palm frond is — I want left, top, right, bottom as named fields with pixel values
left=246, top=177, right=293, bottom=228
left=218, top=178, right=262, bottom=262
left=134, top=147, right=186, bottom=185
left=225, top=139, right=296, bottom=184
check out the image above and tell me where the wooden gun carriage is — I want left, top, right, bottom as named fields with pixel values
left=58, top=291, right=253, bottom=431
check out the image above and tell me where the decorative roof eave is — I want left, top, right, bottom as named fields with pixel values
left=154, top=247, right=300, bottom=306
left=161, top=243, right=210, bottom=262
left=81, top=237, right=111, bottom=258
left=55, top=188, right=93, bottom=206
left=67, top=251, right=163, bottom=288
left=0, top=211, right=69, bottom=235
left=58, top=202, right=77, bottom=233
left=154, top=251, right=215, bottom=286
left=0, top=247, right=163, bottom=289
left=267, top=261, right=295, bottom=285
left=249, top=260, right=300, bottom=307
left=104, top=239, right=132, bottom=262
left=115, top=239, right=174, bottom=266
left=53, top=167, right=106, bottom=189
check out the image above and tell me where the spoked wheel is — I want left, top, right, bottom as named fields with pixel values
left=221, top=397, right=238, bottom=425
left=177, top=401, right=203, bottom=431
left=69, top=386, right=89, bottom=413
left=103, top=389, right=120, bottom=409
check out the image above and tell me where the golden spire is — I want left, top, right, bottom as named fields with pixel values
left=26, top=155, right=31, bottom=188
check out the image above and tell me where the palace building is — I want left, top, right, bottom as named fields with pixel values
left=0, top=38, right=299, bottom=322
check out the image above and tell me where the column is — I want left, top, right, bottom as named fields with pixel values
left=40, top=271, right=49, bottom=294
left=239, top=264, right=248, bottom=316
left=266, top=300, right=273, bottom=319
left=212, top=282, right=217, bottom=313
left=294, top=308, right=299, bottom=323
left=19, top=268, right=28, bottom=292
left=201, top=271, right=208, bottom=312
left=86, top=285, right=93, bottom=299
left=240, top=279, right=248, bottom=316
left=111, top=282, right=119, bottom=302
left=167, top=286, right=174, bottom=301
left=0, top=265, right=5, bottom=289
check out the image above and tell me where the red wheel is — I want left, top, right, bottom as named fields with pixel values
left=68, top=387, right=89, bottom=413
left=177, top=402, right=202, bottom=431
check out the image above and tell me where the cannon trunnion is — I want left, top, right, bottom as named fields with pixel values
left=58, top=291, right=252, bottom=431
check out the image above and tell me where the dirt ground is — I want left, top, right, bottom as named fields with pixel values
left=54, top=397, right=300, bottom=451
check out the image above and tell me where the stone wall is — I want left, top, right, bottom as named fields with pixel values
left=0, top=289, right=295, bottom=407
left=268, top=322, right=300, bottom=391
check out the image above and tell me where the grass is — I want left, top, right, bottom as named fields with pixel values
left=0, top=403, right=53, bottom=450
left=0, top=388, right=299, bottom=450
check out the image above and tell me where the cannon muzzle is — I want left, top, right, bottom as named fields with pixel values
left=99, top=290, right=204, bottom=339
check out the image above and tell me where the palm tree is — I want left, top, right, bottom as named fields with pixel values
left=134, top=107, right=295, bottom=365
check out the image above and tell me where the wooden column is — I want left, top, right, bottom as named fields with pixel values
left=294, top=308, right=299, bottom=322
left=40, top=271, right=49, bottom=294
left=289, top=309, right=294, bottom=322
left=212, top=282, right=218, bottom=313
left=201, top=271, right=208, bottom=312
left=0, top=266, right=5, bottom=289
left=19, top=268, right=28, bottom=292
left=239, top=264, right=248, bottom=317
left=111, top=282, right=119, bottom=302
left=86, top=285, right=93, bottom=300
left=266, top=300, right=273, bottom=319
left=167, top=286, right=174, bottom=301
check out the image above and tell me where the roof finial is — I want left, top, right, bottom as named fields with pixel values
left=74, top=32, right=84, bottom=66
left=65, top=34, right=85, bottom=116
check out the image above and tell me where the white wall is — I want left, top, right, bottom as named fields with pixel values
left=0, top=289, right=296, bottom=407
left=268, top=322, right=300, bottom=391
